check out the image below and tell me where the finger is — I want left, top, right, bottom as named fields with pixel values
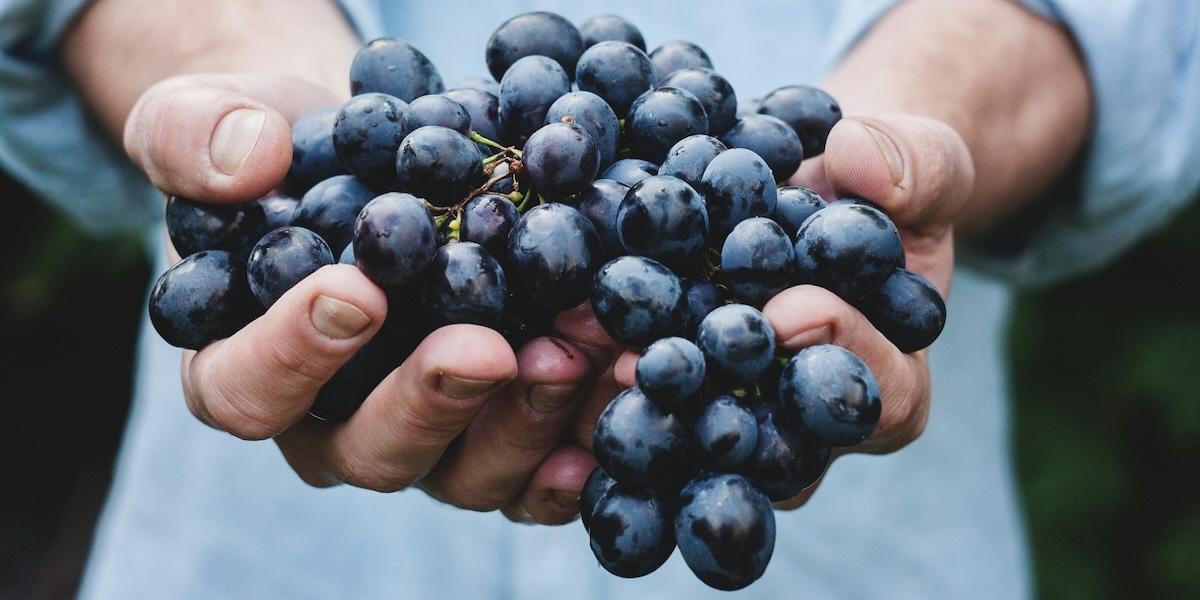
left=124, top=73, right=341, bottom=203
left=786, top=155, right=835, bottom=201
left=298, top=325, right=519, bottom=492
left=553, top=301, right=621, bottom=367
left=183, top=264, right=386, bottom=440
left=420, top=337, right=592, bottom=511
left=502, top=444, right=598, bottom=525
left=822, top=115, right=974, bottom=231
left=613, top=350, right=637, bottom=388
left=763, top=285, right=930, bottom=454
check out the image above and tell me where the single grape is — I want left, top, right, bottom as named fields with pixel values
left=349, top=37, right=444, bottom=102
left=287, top=107, right=344, bottom=195
left=485, top=160, right=516, bottom=194
left=394, top=126, right=485, bottom=207
left=743, top=400, right=831, bottom=501
left=591, top=255, right=685, bottom=347
left=720, top=217, right=795, bottom=307
left=580, top=466, right=617, bottom=532
left=506, top=203, right=602, bottom=311
left=636, top=337, right=706, bottom=408
left=522, top=121, right=600, bottom=201
left=576, top=179, right=630, bottom=259
left=694, top=394, right=758, bottom=471
left=257, top=192, right=300, bottom=231
left=660, top=68, right=737, bottom=135
left=485, top=11, right=584, bottom=81
left=616, top=175, right=709, bottom=273
left=772, top=185, right=827, bottom=240
left=720, top=114, right=804, bottom=182
left=545, top=91, right=620, bottom=169
left=399, top=94, right=471, bottom=138
left=757, top=85, right=842, bottom=157
left=575, top=41, right=656, bottom=117
left=332, top=93, right=408, bottom=186
left=421, top=242, right=507, bottom=328
left=447, top=76, right=499, bottom=97
left=442, top=88, right=504, bottom=147
left=579, top=14, right=645, bottom=51
left=460, top=193, right=519, bottom=258
left=779, top=344, right=882, bottom=447
left=627, top=87, right=709, bottom=163
left=681, top=278, right=724, bottom=338
left=658, top=134, right=726, bottom=190
left=649, top=40, right=713, bottom=80
left=696, top=304, right=776, bottom=386
left=675, top=473, right=776, bottom=591
left=291, top=175, right=375, bottom=255
left=498, top=55, right=571, bottom=140
left=352, top=192, right=437, bottom=290
left=246, top=226, right=335, bottom=308
left=856, top=268, right=947, bottom=353
left=793, top=202, right=904, bottom=300
left=600, top=158, right=658, bottom=187
left=589, top=484, right=676, bottom=578
left=165, top=195, right=267, bottom=259
left=700, top=148, right=779, bottom=243
left=593, top=387, right=691, bottom=488
left=148, top=251, right=259, bottom=350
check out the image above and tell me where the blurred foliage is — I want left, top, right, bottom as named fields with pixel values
left=1008, top=197, right=1200, bottom=599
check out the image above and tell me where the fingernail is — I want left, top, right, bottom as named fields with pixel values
left=440, top=376, right=499, bottom=399
left=310, top=295, right=371, bottom=339
left=858, top=121, right=904, bottom=185
left=782, top=325, right=833, bottom=349
left=527, top=383, right=578, bottom=414
left=550, top=490, right=580, bottom=512
left=210, top=108, right=266, bottom=176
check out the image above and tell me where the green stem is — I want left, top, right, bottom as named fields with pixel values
left=481, top=151, right=507, bottom=165
left=470, top=131, right=522, bottom=157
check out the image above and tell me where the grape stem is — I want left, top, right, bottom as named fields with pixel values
left=470, top=131, right=522, bottom=157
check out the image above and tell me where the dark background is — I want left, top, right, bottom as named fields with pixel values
left=1, top=170, right=1197, bottom=599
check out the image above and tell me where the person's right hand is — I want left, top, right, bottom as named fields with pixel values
left=127, top=73, right=607, bottom=524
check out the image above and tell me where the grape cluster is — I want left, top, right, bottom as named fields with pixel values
left=146, top=11, right=948, bottom=590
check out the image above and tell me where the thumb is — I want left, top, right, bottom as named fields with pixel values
left=823, top=115, right=975, bottom=232
left=124, top=73, right=342, bottom=203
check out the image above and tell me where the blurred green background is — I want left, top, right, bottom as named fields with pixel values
left=0, top=171, right=1196, bottom=598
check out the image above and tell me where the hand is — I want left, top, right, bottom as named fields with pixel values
left=126, top=72, right=604, bottom=524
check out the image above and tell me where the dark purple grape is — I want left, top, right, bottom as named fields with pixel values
left=332, top=93, right=407, bottom=186
left=498, top=55, right=571, bottom=140
left=600, top=158, right=658, bottom=187
left=636, top=337, right=706, bottom=408
left=593, top=387, right=691, bottom=488
left=448, top=76, right=499, bottom=97
left=246, top=226, right=334, bottom=308
left=591, top=256, right=685, bottom=347
left=675, top=473, right=775, bottom=591
left=773, top=186, right=827, bottom=240
left=580, top=466, right=617, bottom=532
left=616, top=175, right=709, bottom=273
left=649, top=40, right=713, bottom=80
left=575, top=41, right=656, bottom=117
left=681, top=279, right=723, bottom=338
left=443, top=88, right=502, bottom=143
left=291, top=175, right=375, bottom=255
left=627, top=87, right=709, bottom=163
left=399, top=94, right=471, bottom=138
left=352, top=192, right=437, bottom=290
left=485, top=160, right=516, bottom=194
left=589, top=483, right=676, bottom=578
left=576, top=179, right=630, bottom=259
left=696, top=304, right=775, bottom=386
left=257, top=192, right=299, bottom=231
left=700, top=148, right=779, bottom=243
left=421, top=242, right=507, bottom=327
left=165, top=195, right=268, bottom=259
left=694, top=394, right=758, bottom=471
left=460, top=194, right=519, bottom=257
left=779, top=344, right=882, bottom=447
left=287, top=107, right=344, bottom=195
left=310, top=325, right=415, bottom=422
left=757, top=85, right=842, bottom=157
left=506, top=203, right=602, bottom=311
left=148, top=250, right=259, bottom=350
left=720, top=217, right=795, bottom=307
left=546, top=91, right=620, bottom=168
left=350, top=37, right=444, bottom=102
left=793, top=202, right=904, bottom=300
left=579, top=14, right=645, bottom=51
left=394, top=126, right=485, bottom=207
left=658, top=134, right=726, bottom=189
left=485, top=11, right=584, bottom=82
left=856, top=268, right=946, bottom=353
left=660, top=68, right=737, bottom=135
left=744, top=400, right=831, bottom=501
left=522, top=122, right=600, bottom=201
left=720, top=114, right=804, bottom=182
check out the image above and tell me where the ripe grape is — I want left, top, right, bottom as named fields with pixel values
left=399, top=94, right=471, bottom=138
left=575, top=41, right=656, bottom=117
left=591, top=255, right=685, bottom=347
left=486, top=11, right=584, bottom=81
left=589, top=484, right=676, bottom=578
left=332, top=93, right=408, bottom=186
left=649, top=40, right=713, bottom=80
left=793, top=202, right=904, bottom=300
left=246, top=226, right=335, bottom=308
left=720, top=114, right=804, bottom=182
left=421, top=242, right=507, bottom=327
left=545, top=91, right=620, bottom=168
left=506, top=203, right=602, bottom=311
left=349, top=37, right=444, bottom=102
left=757, top=84, right=842, bottom=157
left=772, top=185, right=826, bottom=240
left=700, top=148, right=778, bottom=243
left=696, top=304, right=776, bottom=386
left=522, top=121, right=600, bottom=201
left=287, top=107, right=344, bottom=195
left=616, top=175, right=709, bottom=273
left=576, top=179, right=630, bottom=259
left=593, top=387, right=691, bottom=488
left=675, top=474, right=776, bottom=591
left=600, top=158, right=658, bottom=187
left=352, top=192, right=437, bottom=291
left=658, top=134, right=726, bottom=190
left=627, top=87, right=709, bottom=163
left=636, top=336, right=706, bottom=408
left=694, top=394, right=758, bottom=470
left=720, top=217, right=795, bottom=306
left=292, top=175, right=375, bottom=255
left=459, top=194, right=519, bottom=258
left=856, top=268, right=947, bottom=352
left=660, top=68, right=738, bottom=135
left=148, top=251, right=259, bottom=350
left=394, top=126, right=485, bottom=207
left=579, top=14, right=645, bottom=51
left=779, top=344, right=882, bottom=447
left=165, top=195, right=267, bottom=259
left=498, top=55, right=571, bottom=140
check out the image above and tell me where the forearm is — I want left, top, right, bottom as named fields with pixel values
left=824, top=0, right=1091, bottom=232
left=60, top=0, right=360, bottom=139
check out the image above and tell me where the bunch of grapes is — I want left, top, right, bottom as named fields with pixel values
left=147, top=11, right=948, bottom=590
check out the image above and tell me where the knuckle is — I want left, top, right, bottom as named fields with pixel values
left=336, top=453, right=416, bottom=493
left=264, top=338, right=333, bottom=390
